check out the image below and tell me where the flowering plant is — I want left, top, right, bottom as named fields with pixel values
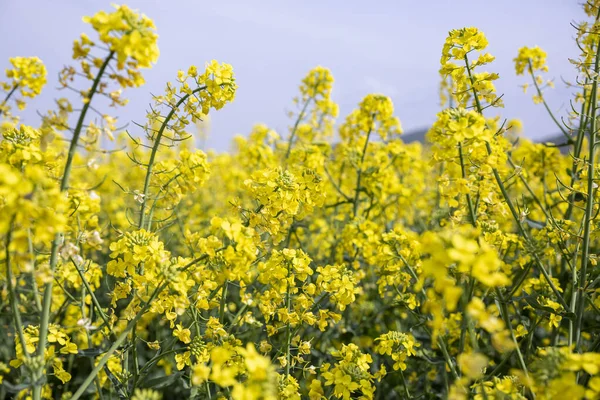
left=2, top=3, right=600, bottom=400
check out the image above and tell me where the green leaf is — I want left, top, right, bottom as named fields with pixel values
left=142, top=372, right=184, bottom=389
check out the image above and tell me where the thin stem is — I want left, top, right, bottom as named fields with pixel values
left=283, top=226, right=295, bottom=380
left=563, top=84, right=592, bottom=345
left=5, top=217, right=29, bottom=358
left=27, top=229, right=42, bottom=312
left=400, top=369, right=412, bottom=399
left=70, top=253, right=210, bottom=400
left=0, top=84, right=19, bottom=117
left=563, top=80, right=591, bottom=222
left=496, top=292, right=533, bottom=387
left=70, top=258, right=114, bottom=338
left=34, top=51, right=115, bottom=400
left=285, top=97, right=312, bottom=161
left=324, top=165, right=352, bottom=201
left=438, top=336, right=460, bottom=380
left=70, top=282, right=163, bottom=400
left=507, top=156, right=551, bottom=222
left=285, top=263, right=292, bottom=379
left=458, top=142, right=477, bottom=226
left=61, top=52, right=115, bottom=192
left=527, top=60, right=571, bottom=141
left=138, top=85, right=207, bottom=229
left=219, top=280, right=228, bottom=324
left=399, top=254, right=459, bottom=380
left=129, top=84, right=210, bottom=390
left=353, top=119, right=374, bottom=218
left=464, top=54, right=569, bottom=310
left=575, top=36, right=600, bottom=352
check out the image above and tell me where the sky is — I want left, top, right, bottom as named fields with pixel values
left=0, top=0, right=585, bottom=151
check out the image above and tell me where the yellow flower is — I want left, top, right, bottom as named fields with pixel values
left=173, top=324, right=192, bottom=344
left=175, top=351, right=191, bottom=370
left=83, top=5, right=159, bottom=70
left=4, top=56, right=47, bottom=98
left=191, top=363, right=210, bottom=386
left=457, top=352, right=488, bottom=379
left=60, top=341, right=78, bottom=355
left=514, top=46, right=548, bottom=75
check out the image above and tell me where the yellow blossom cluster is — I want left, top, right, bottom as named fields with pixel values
left=1, top=56, right=47, bottom=117
left=514, top=46, right=553, bottom=104
left=81, top=4, right=159, bottom=70
left=440, top=27, right=502, bottom=109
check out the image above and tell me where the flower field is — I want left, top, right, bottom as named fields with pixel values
left=2, top=3, right=600, bottom=399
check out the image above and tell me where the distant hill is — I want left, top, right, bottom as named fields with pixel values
left=402, top=128, right=429, bottom=143
left=402, top=128, right=573, bottom=154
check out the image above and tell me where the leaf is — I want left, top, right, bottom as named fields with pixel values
left=3, top=381, right=31, bottom=393
left=103, top=365, right=128, bottom=400
left=142, top=372, right=184, bottom=389
left=78, top=347, right=105, bottom=357
left=525, top=218, right=545, bottom=230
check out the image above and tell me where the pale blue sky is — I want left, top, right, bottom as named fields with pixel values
left=0, top=0, right=583, bottom=150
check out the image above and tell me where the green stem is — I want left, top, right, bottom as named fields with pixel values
left=563, top=80, right=592, bottom=222
left=285, top=97, right=312, bottom=161
left=458, top=141, right=477, bottom=226
left=137, top=348, right=181, bottom=380
left=219, top=280, right=228, bottom=324
left=130, top=83, right=211, bottom=393
left=70, top=258, right=111, bottom=329
left=138, top=85, right=208, bottom=229
left=496, top=292, right=532, bottom=385
left=575, top=39, right=600, bottom=352
left=61, top=52, right=114, bottom=192
left=131, top=328, right=140, bottom=392
left=285, top=269, right=292, bottom=379
left=399, top=254, right=459, bottom=380
left=463, top=54, right=568, bottom=310
left=70, top=282, right=163, bottom=400
left=400, top=369, right=412, bottom=399
left=507, top=156, right=551, bottom=222
left=27, top=229, right=42, bottom=312
left=438, top=336, right=460, bottom=380
left=283, top=226, right=295, bottom=380
left=565, top=85, right=591, bottom=348
left=458, top=279, right=475, bottom=354
left=145, top=171, right=184, bottom=231
left=324, top=165, right=352, bottom=201
left=70, top=253, right=209, bottom=400
left=0, top=84, right=19, bottom=116
left=527, top=59, right=570, bottom=141
left=353, top=120, right=374, bottom=218
left=5, top=217, right=29, bottom=358
left=34, top=51, right=115, bottom=400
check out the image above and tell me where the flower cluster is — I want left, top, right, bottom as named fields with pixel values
left=322, top=344, right=376, bottom=399
left=514, top=46, right=548, bottom=75
left=374, top=331, right=418, bottom=371
left=440, top=27, right=502, bottom=109
left=1, top=57, right=47, bottom=116
left=514, top=46, right=553, bottom=104
left=340, top=93, right=402, bottom=142
left=82, top=4, right=159, bottom=70
left=3, top=57, right=47, bottom=99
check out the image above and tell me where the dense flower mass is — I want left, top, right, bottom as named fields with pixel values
left=514, top=46, right=553, bottom=104
left=1, top=56, right=47, bottom=117
left=4, top=57, right=47, bottom=98
left=440, top=27, right=501, bottom=109
left=82, top=4, right=159, bottom=69
left=514, top=46, right=548, bottom=75
left=3, top=2, right=600, bottom=400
